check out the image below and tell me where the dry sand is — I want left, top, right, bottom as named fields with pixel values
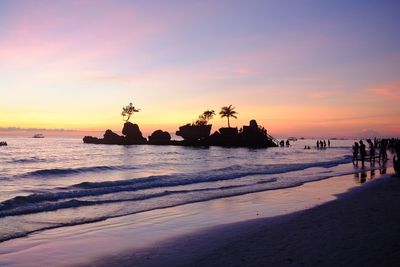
left=91, top=174, right=400, bottom=267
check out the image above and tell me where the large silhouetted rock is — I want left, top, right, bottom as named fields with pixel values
left=83, top=136, right=100, bottom=144
left=83, top=119, right=278, bottom=148
left=149, top=130, right=171, bottom=145
left=122, top=122, right=147, bottom=144
left=83, top=130, right=124, bottom=145
left=176, top=124, right=212, bottom=141
left=103, top=129, right=125, bottom=144
left=83, top=123, right=147, bottom=145
left=219, top=127, right=239, bottom=138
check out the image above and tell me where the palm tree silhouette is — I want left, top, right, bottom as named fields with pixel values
left=121, top=102, right=140, bottom=122
left=219, top=105, right=238, bottom=128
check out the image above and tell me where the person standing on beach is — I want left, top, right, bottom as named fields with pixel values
left=359, top=140, right=367, bottom=168
left=367, top=139, right=375, bottom=164
left=352, top=142, right=359, bottom=165
left=379, top=139, right=387, bottom=162
left=328, top=139, right=330, bottom=147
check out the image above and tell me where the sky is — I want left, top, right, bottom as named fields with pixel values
left=1, top=0, right=399, bottom=138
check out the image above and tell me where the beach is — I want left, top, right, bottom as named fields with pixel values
left=0, top=167, right=398, bottom=267
left=86, top=171, right=400, bottom=267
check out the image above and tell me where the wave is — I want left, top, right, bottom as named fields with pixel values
left=0, top=181, right=280, bottom=218
left=2, top=156, right=387, bottom=244
left=8, top=157, right=47, bottom=163
left=20, top=165, right=138, bottom=177
left=1, top=157, right=351, bottom=214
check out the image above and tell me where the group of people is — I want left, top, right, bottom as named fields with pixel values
left=352, top=138, right=390, bottom=167
left=0, top=141, right=7, bottom=146
left=316, top=139, right=330, bottom=149
left=279, top=140, right=290, bottom=147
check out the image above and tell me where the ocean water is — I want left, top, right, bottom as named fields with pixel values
left=0, top=137, right=387, bottom=243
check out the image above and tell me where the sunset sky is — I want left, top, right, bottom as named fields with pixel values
left=1, top=0, right=399, bottom=138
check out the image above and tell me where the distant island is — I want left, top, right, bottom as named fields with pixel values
left=83, top=102, right=278, bottom=148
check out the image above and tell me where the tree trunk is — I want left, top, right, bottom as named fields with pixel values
left=228, top=116, right=230, bottom=128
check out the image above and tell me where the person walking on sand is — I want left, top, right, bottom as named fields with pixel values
left=328, top=139, right=330, bottom=147
left=352, top=142, right=359, bottom=165
left=359, top=140, right=367, bottom=168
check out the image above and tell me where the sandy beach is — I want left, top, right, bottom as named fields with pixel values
left=86, top=171, right=400, bottom=267
left=0, top=168, right=398, bottom=267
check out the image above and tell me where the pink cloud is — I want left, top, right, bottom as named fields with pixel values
left=369, top=82, right=400, bottom=99
left=0, top=1, right=166, bottom=69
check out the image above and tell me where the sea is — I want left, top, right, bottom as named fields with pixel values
left=0, top=137, right=389, bottom=243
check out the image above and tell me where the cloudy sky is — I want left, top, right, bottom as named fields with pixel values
left=1, top=0, right=399, bottom=137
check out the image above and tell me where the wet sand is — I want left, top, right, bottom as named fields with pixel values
left=0, top=169, right=397, bottom=267
left=87, top=171, right=400, bottom=267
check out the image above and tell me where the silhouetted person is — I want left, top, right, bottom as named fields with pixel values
left=359, top=140, right=367, bottom=168
left=328, top=139, right=330, bottom=147
left=319, top=140, right=324, bottom=148
left=379, top=139, right=387, bottom=162
left=323, top=140, right=326, bottom=148
left=316, top=140, right=320, bottom=149
left=352, top=142, right=359, bottom=165
left=286, top=140, right=290, bottom=147
left=367, top=139, right=375, bottom=164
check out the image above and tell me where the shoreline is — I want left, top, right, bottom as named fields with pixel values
left=86, top=170, right=400, bottom=267
left=0, top=168, right=394, bottom=266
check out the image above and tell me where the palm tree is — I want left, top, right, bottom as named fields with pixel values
left=195, top=110, right=215, bottom=126
left=219, top=105, right=238, bottom=128
left=121, top=102, right=140, bottom=122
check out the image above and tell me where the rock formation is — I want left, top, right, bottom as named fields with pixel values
left=148, top=130, right=171, bottom=145
left=122, top=122, right=147, bottom=144
left=83, top=122, right=147, bottom=145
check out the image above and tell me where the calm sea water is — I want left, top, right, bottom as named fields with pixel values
left=0, top=137, right=387, bottom=242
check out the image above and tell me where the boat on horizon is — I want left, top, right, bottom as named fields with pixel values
left=32, top=134, right=44, bottom=138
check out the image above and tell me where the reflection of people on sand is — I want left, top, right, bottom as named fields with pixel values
left=360, top=170, right=367, bottom=183
left=380, top=165, right=387, bottom=175
left=370, top=169, right=375, bottom=179
left=354, top=170, right=367, bottom=184
left=393, top=140, right=400, bottom=176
